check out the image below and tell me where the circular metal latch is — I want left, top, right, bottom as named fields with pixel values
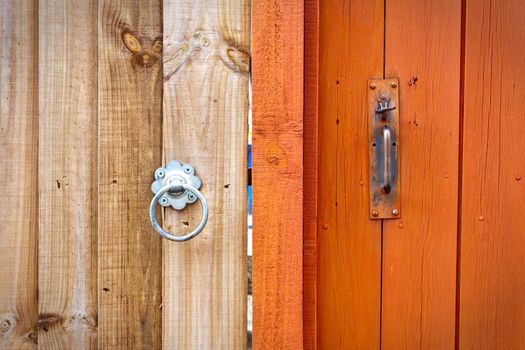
left=149, top=160, right=208, bottom=242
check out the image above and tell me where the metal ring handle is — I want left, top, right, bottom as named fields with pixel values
left=149, top=183, right=208, bottom=242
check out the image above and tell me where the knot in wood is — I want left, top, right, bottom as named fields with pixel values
left=164, top=31, right=249, bottom=80
left=38, top=313, right=62, bottom=332
left=63, top=311, right=97, bottom=331
left=121, top=28, right=162, bottom=68
left=27, top=331, right=38, bottom=344
left=0, top=318, right=12, bottom=332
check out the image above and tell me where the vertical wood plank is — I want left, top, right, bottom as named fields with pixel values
left=303, top=0, right=319, bottom=348
left=38, top=0, right=98, bottom=348
left=382, top=0, right=461, bottom=347
left=459, top=0, right=525, bottom=348
left=162, top=0, right=249, bottom=348
left=0, top=0, right=38, bottom=348
left=316, top=0, right=384, bottom=348
left=252, top=0, right=304, bottom=348
left=98, top=1, right=163, bottom=348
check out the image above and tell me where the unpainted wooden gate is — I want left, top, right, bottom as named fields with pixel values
left=304, top=0, right=525, bottom=348
left=0, top=0, right=249, bottom=349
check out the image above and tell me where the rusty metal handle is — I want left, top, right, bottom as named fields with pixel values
left=383, top=126, right=392, bottom=194
left=368, top=78, right=401, bottom=219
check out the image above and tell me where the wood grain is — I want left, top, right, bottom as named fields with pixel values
left=252, top=0, right=304, bottom=348
left=381, top=0, right=461, bottom=347
left=0, top=1, right=38, bottom=348
left=97, top=1, right=163, bottom=348
left=38, top=0, right=98, bottom=348
left=459, top=0, right=525, bottom=348
left=316, top=0, right=384, bottom=348
left=303, top=0, right=319, bottom=348
left=162, top=0, right=249, bottom=348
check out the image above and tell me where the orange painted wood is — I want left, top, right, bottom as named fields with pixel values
left=252, top=0, right=304, bottom=348
left=458, top=0, right=525, bottom=347
left=303, top=0, right=318, bottom=348
left=381, top=0, right=461, bottom=347
left=316, top=0, right=384, bottom=348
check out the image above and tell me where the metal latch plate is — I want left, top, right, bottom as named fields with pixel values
left=151, top=160, right=202, bottom=210
left=368, top=78, right=401, bottom=219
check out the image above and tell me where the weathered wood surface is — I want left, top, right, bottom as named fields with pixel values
left=316, top=0, right=384, bottom=348
left=162, top=0, right=249, bottom=348
left=0, top=0, right=38, bottom=348
left=252, top=0, right=304, bottom=348
left=381, top=0, right=461, bottom=347
left=303, top=0, right=319, bottom=348
left=38, top=0, right=98, bottom=348
left=98, top=1, right=163, bottom=348
left=459, top=0, right=525, bottom=348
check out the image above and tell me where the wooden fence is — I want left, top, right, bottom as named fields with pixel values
left=1, top=0, right=258, bottom=348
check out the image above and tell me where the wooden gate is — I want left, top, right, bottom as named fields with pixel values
left=1, top=0, right=249, bottom=348
left=4, top=0, right=524, bottom=349
left=304, top=0, right=525, bottom=348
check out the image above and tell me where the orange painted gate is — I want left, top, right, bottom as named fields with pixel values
left=303, top=0, right=525, bottom=348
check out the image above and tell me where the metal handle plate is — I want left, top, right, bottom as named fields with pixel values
left=368, top=78, right=401, bottom=219
left=149, top=160, right=208, bottom=241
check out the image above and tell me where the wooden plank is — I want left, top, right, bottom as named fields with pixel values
left=38, top=0, right=98, bottom=348
left=316, top=0, right=384, bottom=348
left=381, top=0, right=461, bottom=347
left=162, top=0, right=249, bottom=348
left=459, top=0, right=525, bottom=347
left=303, top=0, right=319, bottom=348
left=252, top=1, right=304, bottom=348
left=0, top=1, right=38, bottom=348
left=97, top=1, right=163, bottom=348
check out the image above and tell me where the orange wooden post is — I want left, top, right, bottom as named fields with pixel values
left=252, top=0, right=304, bottom=348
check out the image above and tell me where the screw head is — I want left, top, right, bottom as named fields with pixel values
left=391, top=81, right=398, bottom=88
left=187, top=193, right=196, bottom=201
left=183, top=166, right=192, bottom=174
left=157, top=170, right=165, bottom=178
left=160, top=197, right=169, bottom=205
left=372, top=210, right=379, bottom=217
left=392, top=209, right=400, bottom=216
left=370, top=83, right=376, bottom=89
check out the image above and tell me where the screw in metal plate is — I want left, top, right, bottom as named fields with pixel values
left=370, top=83, right=376, bottom=89
left=183, top=166, right=192, bottom=174
left=157, top=170, right=165, bottom=178
left=372, top=210, right=379, bottom=217
left=392, top=209, right=400, bottom=216
left=160, top=197, right=169, bottom=205
left=187, top=193, right=196, bottom=201
left=391, top=81, right=398, bottom=88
